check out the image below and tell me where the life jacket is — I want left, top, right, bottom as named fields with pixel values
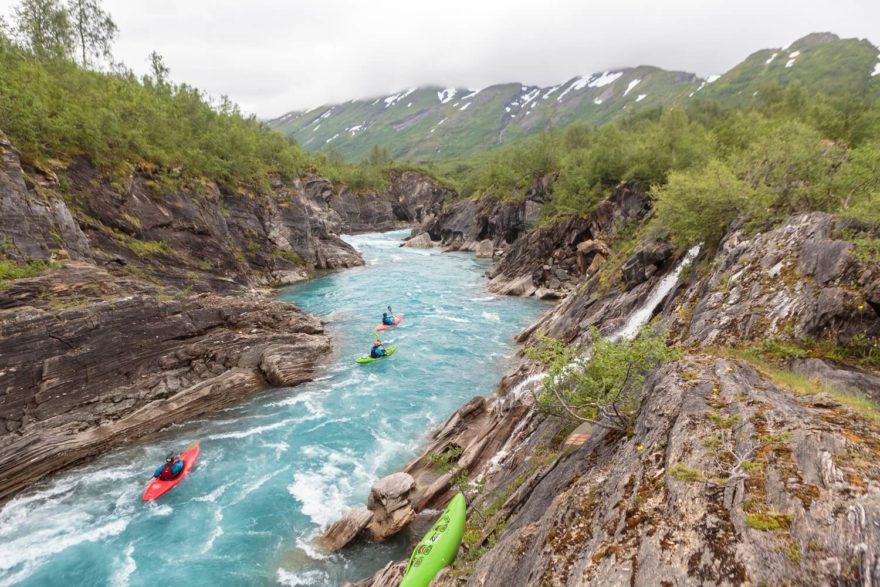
left=383, top=315, right=394, bottom=325
left=158, top=457, right=181, bottom=480
left=371, top=346, right=384, bottom=358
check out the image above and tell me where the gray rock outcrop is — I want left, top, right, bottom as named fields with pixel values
left=367, top=472, right=416, bottom=541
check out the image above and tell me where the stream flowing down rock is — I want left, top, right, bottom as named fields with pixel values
left=366, top=472, right=417, bottom=541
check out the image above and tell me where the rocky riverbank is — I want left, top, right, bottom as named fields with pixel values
left=0, top=128, right=454, bottom=502
left=335, top=204, right=880, bottom=586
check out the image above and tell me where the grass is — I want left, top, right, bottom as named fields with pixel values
left=0, top=259, right=58, bottom=289
left=725, top=348, right=880, bottom=426
left=127, top=238, right=176, bottom=257
left=745, top=512, right=792, bottom=531
left=669, top=464, right=706, bottom=482
left=708, top=412, right=741, bottom=429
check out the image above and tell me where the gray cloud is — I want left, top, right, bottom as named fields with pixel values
left=2, top=0, right=878, bottom=117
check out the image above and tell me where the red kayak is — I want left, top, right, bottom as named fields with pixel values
left=375, top=314, right=404, bottom=331
left=142, top=443, right=200, bottom=501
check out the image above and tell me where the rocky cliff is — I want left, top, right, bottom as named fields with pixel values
left=0, top=129, right=452, bottom=501
left=338, top=207, right=880, bottom=586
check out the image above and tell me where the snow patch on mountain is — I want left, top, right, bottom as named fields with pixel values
left=588, top=71, right=623, bottom=88
left=635, top=94, right=647, bottom=102
left=623, top=79, right=641, bottom=96
left=766, top=52, right=778, bottom=64
left=437, top=88, right=457, bottom=104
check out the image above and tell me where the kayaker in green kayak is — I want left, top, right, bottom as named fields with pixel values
left=370, top=340, right=387, bottom=359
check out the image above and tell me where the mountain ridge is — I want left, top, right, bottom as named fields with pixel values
left=269, top=32, right=880, bottom=161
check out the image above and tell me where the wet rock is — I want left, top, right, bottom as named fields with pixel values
left=367, top=472, right=416, bottom=541
left=402, top=233, right=434, bottom=248
left=535, top=287, right=562, bottom=300
left=621, top=240, right=674, bottom=290
left=318, top=507, right=373, bottom=552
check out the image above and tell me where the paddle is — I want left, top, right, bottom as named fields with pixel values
left=373, top=330, right=388, bottom=354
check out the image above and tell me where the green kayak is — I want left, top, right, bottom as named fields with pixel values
left=355, top=345, right=397, bottom=364
left=400, top=493, right=466, bottom=587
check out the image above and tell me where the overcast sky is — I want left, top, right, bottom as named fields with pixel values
left=2, top=0, right=878, bottom=117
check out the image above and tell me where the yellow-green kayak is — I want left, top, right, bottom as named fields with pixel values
left=400, top=493, right=466, bottom=587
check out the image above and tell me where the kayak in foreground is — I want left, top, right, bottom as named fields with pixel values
left=374, top=314, right=404, bottom=331
left=142, top=443, right=200, bottom=501
left=400, top=492, right=466, bottom=587
left=355, top=345, right=397, bottom=364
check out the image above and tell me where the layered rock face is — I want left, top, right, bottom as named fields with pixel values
left=413, top=176, right=552, bottom=255
left=487, top=183, right=650, bottom=297
left=0, top=263, right=329, bottom=501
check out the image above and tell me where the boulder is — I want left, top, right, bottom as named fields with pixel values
left=402, top=232, right=434, bottom=248
left=535, top=287, right=562, bottom=300
left=576, top=239, right=610, bottom=256
left=474, top=239, right=494, bottom=258
left=367, top=472, right=416, bottom=541
left=317, top=507, right=373, bottom=552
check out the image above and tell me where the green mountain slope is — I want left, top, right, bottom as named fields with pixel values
left=269, top=33, right=880, bottom=162
left=697, top=32, right=880, bottom=104
left=269, top=67, right=701, bottom=161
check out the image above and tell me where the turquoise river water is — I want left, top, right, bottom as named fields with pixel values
left=0, top=230, right=547, bottom=586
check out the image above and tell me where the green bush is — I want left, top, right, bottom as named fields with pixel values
left=526, top=326, right=682, bottom=432
left=653, top=159, right=759, bottom=246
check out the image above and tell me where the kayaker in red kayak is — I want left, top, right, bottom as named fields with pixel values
left=153, top=452, right=185, bottom=481
left=381, top=312, right=395, bottom=327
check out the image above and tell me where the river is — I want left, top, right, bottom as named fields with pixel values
left=0, top=230, right=547, bottom=586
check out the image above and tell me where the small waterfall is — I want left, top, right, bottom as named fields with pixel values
left=512, top=245, right=700, bottom=398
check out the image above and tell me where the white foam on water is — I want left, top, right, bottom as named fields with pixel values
left=288, top=461, right=354, bottom=527
left=481, top=311, right=500, bottom=322
left=199, top=508, right=224, bottom=554
left=232, top=466, right=291, bottom=505
left=261, top=441, right=290, bottom=459
left=0, top=517, right=129, bottom=584
left=149, top=504, right=173, bottom=517
left=110, top=543, right=136, bottom=587
left=206, top=416, right=313, bottom=440
left=294, top=534, right=329, bottom=561
left=277, top=568, right=328, bottom=586
left=195, top=482, right=232, bottom=503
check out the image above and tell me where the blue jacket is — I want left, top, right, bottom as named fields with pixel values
left=382, top=315, right=395, bottom=325
left=371, top=346, right=386, bottom=358
left=153, top=458, right=184, bottom=479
